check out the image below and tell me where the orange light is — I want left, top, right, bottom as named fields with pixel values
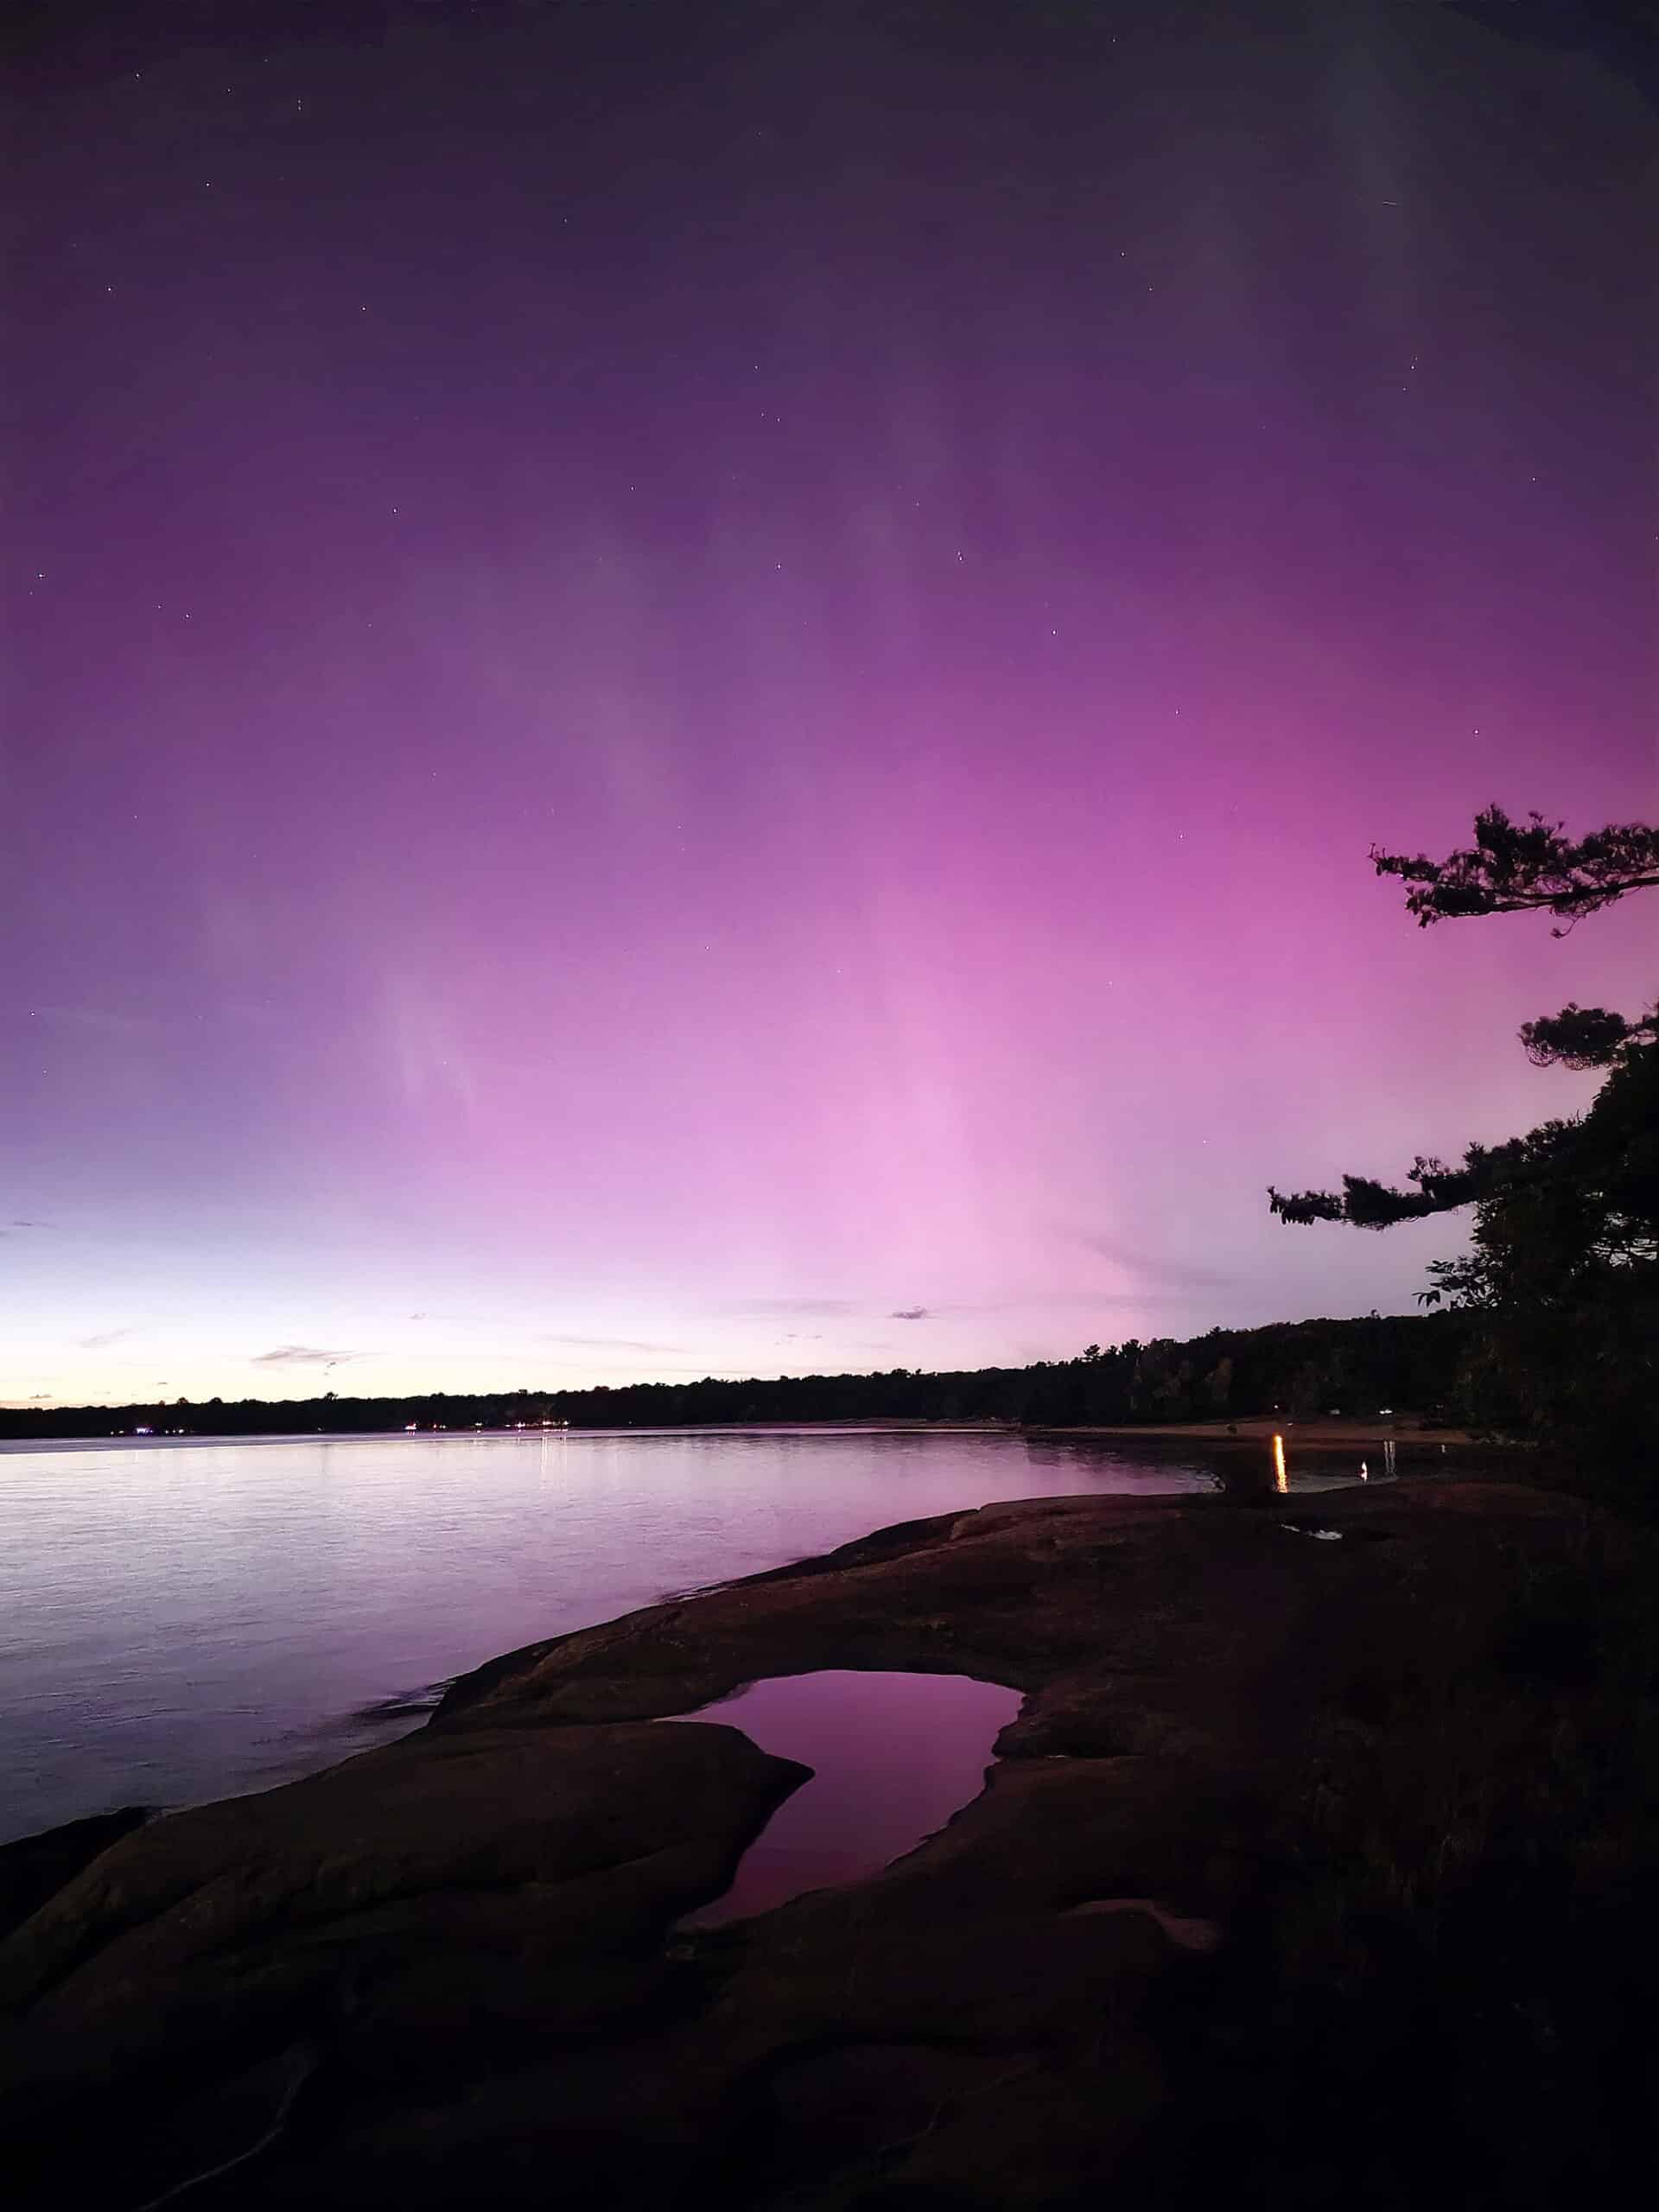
left=1272, top=1433, right=1287, bottom=1495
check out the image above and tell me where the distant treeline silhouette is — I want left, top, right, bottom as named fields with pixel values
left=3, top=1312, right=1471, bottom=1440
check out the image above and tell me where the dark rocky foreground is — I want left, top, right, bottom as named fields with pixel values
left=3, top=1480, right=1655, bottom=2209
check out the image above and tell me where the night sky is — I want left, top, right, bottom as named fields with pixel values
left=5, top=1, right=1655, bottom=1407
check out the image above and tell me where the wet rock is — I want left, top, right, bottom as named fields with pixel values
left=0, top=1804, right=152, bottom=1940
left=0, top=1720, right=804, bottom=2209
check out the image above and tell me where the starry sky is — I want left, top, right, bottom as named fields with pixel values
left=5, top=0, right=1655, bottom=1408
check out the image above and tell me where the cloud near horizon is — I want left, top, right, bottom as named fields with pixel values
left=1076, top=1234, right=1233, bottom=1291
left=251, top=1344, right=360, bottom=1368
left=77, top=1326, right=137, bottom=1350
left=537, top=1333, right=692, bottom=1355
left=733, top=1299, right=861, bottom=1319
left=889, top=1306, right=931, bottom=1320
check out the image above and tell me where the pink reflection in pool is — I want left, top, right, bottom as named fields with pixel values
left=680, top=1669, right=1022, bottom=1926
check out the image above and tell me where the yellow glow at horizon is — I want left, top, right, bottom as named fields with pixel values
left=1272, top=1433, right=1287, bottom=1495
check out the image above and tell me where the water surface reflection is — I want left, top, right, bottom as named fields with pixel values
left=0, top=1427, right=1208, bottom=1840
left=681, top=1669, right=1023, bottom=1925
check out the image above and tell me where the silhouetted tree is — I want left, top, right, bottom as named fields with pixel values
left=1372, top=804, right=1659, bottom=931
left=1273, top=808, right=1657, bottom=1470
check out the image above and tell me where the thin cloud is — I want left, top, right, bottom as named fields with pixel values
left=539, top=1359, right=741, bottom=1377
left=732, top=1298, right=860, bottom=1319
left=1077, top=1233, right=1232, bottom=1290
left=251, top=1344, right=360, bottom=1369
left=36, top=1005, right=163, bottom=1039
left=539, top=1333, right=691, bottom=1355
left=946, top=1291, right=1202, bottom=1318
left=889, top=1306, right=931, bottom=1321
left=78, top=1326, right=137, bottom=1351
left=381, top=970, right=476, bottom=1115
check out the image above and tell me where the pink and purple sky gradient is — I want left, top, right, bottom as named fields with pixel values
left=5, top=2, right=1655, bottom=1407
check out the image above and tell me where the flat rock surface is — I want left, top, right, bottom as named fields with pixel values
left=0, top=1803, right=151, bottom=1942
left=1, top=1478, right=1637, bottom=2209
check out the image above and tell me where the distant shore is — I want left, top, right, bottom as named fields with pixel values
left=0, top=1413, right=1493, bottom=1453
left=0, top=1312, right=1479, bottom=1444
left=1027, top=1414, right=1486, bottom=1448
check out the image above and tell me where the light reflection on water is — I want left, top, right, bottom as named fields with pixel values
left=0, top=1427, right=1218, bottom=1843
left=680, top=1669, right=1024, bottom=1926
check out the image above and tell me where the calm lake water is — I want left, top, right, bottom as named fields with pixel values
left=0, top=1425, right=1245, bottom=1847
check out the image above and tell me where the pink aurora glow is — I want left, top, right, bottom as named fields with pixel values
left=5, top=3, right=1654, bottom=1405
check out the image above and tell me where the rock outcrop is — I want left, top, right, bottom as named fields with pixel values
left=0, top=1803, right=151, bottom=1942
left=0, top=1478, right=1634, bottom=2209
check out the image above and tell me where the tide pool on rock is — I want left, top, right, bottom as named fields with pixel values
left=678, top=1669, right=1024, bottom=1925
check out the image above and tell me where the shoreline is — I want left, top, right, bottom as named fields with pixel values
left=1027, top=1414, right=1489, bottom=1447
left=3, top=1470, right=1639, bottom=2208
left=1, top=1412, right=1490, bottom=1454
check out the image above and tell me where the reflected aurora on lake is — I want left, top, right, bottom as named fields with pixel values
left=0, top=1426, right=1223, bottom=1843
left=680, top=1669, right=1024, bottom=1926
